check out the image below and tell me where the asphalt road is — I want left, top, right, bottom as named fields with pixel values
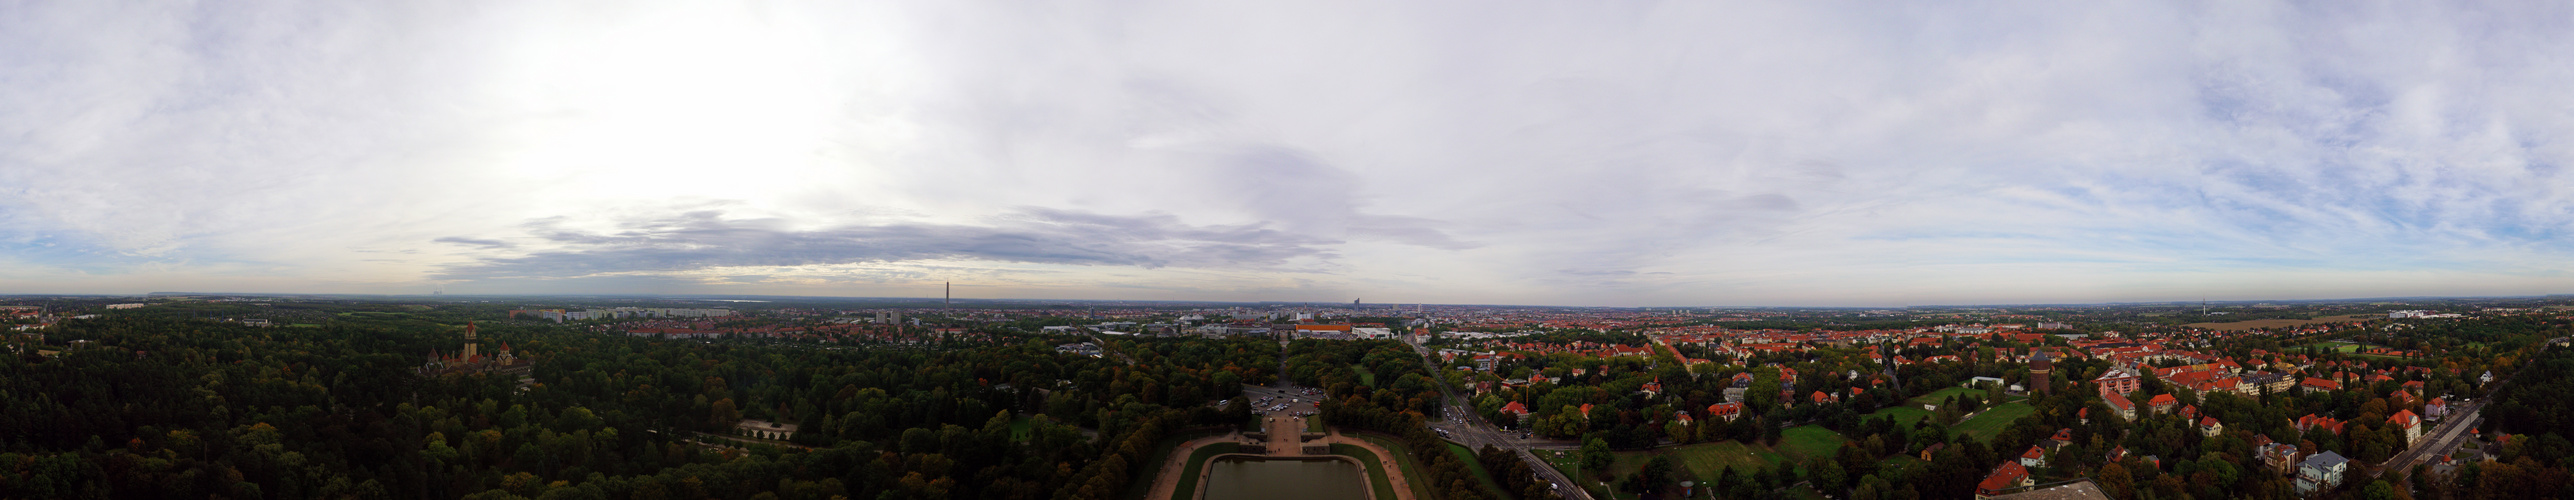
left=2376, top=337, right=2563, bottom=474
left=2382, top=400, right=2482, bottom=472
left=1406, top=336, right=1593, bottom=500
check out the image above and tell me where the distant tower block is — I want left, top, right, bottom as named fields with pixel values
left=2029, top=352, right=2053, bottom=395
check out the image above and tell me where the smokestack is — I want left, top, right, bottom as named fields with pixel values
left=945, top=282, right=951, bottom=310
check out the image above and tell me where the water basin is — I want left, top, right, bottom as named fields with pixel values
left=1201, top=456, right=1370, bottom=500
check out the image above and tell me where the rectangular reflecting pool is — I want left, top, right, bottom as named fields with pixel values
left=1201, top=457, right=1370, bottom=500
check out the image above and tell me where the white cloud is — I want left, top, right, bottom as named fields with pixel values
left=3, top=1, right=2573, bottom=305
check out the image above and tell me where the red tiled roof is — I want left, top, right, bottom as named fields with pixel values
left=1978, top=461, right=2031, bottom=494
left=2102, top=389, right=2134, bottom=410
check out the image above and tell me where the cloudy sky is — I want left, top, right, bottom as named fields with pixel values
left=4, top=1, right=2573, bottom=306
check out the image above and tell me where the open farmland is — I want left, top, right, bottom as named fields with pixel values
left=2184, top=314, right=2381, bottom=331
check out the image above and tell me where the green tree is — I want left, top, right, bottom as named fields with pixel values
left=1814, top=457, right=1849, bottom=495
left=1581, top=438, right=1615, bottom=474
left=2363, top=479, right=2395, bottom=500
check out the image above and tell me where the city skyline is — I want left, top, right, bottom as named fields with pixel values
left=8, top=2, right=2574, bottom=306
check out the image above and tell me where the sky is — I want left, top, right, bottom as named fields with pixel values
left=4, top=1, right=2574, bottom=307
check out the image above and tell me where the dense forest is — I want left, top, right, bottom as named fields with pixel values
left=0, top=315, right=1278, bottom=499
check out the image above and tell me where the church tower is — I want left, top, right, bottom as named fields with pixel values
left=462, top=321, right=479, bottom=361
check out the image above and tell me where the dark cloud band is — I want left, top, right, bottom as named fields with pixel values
left=434, top=208, right=1338, bottom=280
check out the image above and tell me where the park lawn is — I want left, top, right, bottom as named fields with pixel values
left=1008, top=416, right=1035, bottom=442
left=1353, top=364, right=1377, bottom=387
left=1865, top=406, right=1932, bottom=428
left=1357, top=435, right=1437, bottom=500
left=1910, top=387, right=1989, bottom=408
left=1166, top=442, right=1239, bottom=500
left=1954, top=402, right=2035, bottom=442
left=1774, top=426, right=1851, bottom=463
left=1307, top=417, right=1325, bottom=433
left=1447, top=443, right=1516, bottom=499
left=1120, top=428, right=1233, bottom=500
left=1545, top=439, right=1791, bottom=499
left=1333, top=443, right=1404, bottom=500
left=1668, top=440, right=1787, bottom=479
left=2308, top=341, right=2410, bottom=360
left=1541, top=449, right=1638, bottom=500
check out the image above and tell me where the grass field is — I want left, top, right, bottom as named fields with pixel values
left=1864, top=406, right=1932, bottom=427
left=1447, top=443, right=1515, bottom=499
left=2307, top=341, right=2413, bottom=360
left=1775, top=426, right=1850, bottom=462
left=1332, top=443, right=1403, bottom=500
left=1121, top=428, right=1233, bottom=500
left=1541, top=450, right=1638, bottom=500
left=1554, top=451, right=1637, bottom=497
left=1353, top=364, right=1377, bottom=387
left=1910, top=387, right=1990, bottom=407
left=2187, top=314, right=2380, bottom=331
left=1668, top=439, right=1787, bottom=478
left=1357, top=434, right=1437, bottom=500
left=1954, top=403, right=2035, bottom=442
left=1167, top=442, right=1239, bottom=499
left=1544, top=434, right=1833, bottom=500
left=1008, top=416, right=1035, bottom=442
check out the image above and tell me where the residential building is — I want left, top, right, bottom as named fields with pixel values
left=2296, top=414, right=2347, bottom=435
left=2257, top=442, right=2301, bottom=475
left=2295, top=451, right=2350, bottom=495
left=1976, top=461, right=2035, bottom=498
left=2245, top=372, right=2295, bottom=394
left=2391, top=409, right=2422, bottom=445
left=1501, top=401, right=1531, bottom=424
left=1707, top=402, right=1743, bottom=422
left=2148, top=394, right=2179, bottom=415
left=2102, top=389, right=2136, bottom=421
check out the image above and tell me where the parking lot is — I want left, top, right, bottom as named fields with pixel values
left=1227, top=384, right=1328, bottom=420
